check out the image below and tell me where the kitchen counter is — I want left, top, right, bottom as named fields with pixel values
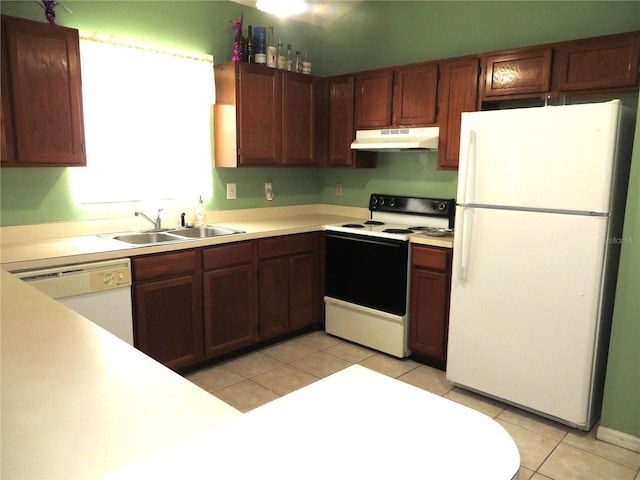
left=0, top=269, right=242, bottom=479
left=101, top=365, right=520, bottom=480
left=1, top=204, right=452, bottom=271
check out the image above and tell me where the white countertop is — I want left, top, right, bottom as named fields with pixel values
left=1, top=204, right=452, bottom=271
left=0, top=270, right=242, bottom=479
left=101, top=365, right=520, bottom=480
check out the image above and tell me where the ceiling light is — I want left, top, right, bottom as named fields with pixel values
left=256, top=0, right=308, bottom=17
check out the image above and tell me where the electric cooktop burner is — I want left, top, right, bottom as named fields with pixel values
left=383, top=228, right=414, bottom=234
left=342, top=223, right=365, bottom=228
left=364, top=220, right=385, bottom=225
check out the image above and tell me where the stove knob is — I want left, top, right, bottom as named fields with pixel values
left=371, top=196, right=378, bottom=206
left=379, top=197, right=385, bottom=206
left=438, top=202, right=447, bottom=211
left=432, top=201, right=439, bottom=211
left=389, top=198, right=395, bottom=207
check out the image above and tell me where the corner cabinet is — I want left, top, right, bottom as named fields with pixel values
left=214, top=61, right=321, bottom=167
left=1, top=14, right=85, bottom=167
left=132, top=250, right=203, bottom=370
left=409, top=245, right=453, bottom=368
left=436, top=56, right=480, bottom=170
left=326, top=74, right=374, bottom=168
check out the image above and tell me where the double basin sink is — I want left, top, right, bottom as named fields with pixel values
left=101, top=226, right=245, bottom=246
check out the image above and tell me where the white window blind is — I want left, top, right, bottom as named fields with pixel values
left=72, top=34, right=214, bottom=203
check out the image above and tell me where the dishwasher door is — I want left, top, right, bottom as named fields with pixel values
left=14, top=259, right=134, bottom=345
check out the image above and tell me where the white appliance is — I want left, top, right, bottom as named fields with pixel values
left=447, top=100, right=634, bottom=430
left=325, top=194, right=455, bottom=358
left=14, top=259, right=134, bottom=345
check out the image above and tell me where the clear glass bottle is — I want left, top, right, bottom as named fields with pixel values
left=266, top=27, right=276, bottom=68
left=295, top=49, right=303, bottom=73
left=277, top=38, right=286, bottom=70
left=286, top=44, right=293, bottom=71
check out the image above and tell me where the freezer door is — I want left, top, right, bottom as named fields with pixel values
left=457, top=101, right=621, bottom=213
left=447, top=206, right=610, bottom=428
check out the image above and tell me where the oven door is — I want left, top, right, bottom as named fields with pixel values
left=325, top=231, right=409, bottom=315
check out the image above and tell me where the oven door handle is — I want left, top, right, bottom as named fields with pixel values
left=325, top=233, right=407, bottom=248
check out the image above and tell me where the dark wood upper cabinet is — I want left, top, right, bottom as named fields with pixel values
left=282, top=72, right=316, bottom=166
left=326, top=74, right=374, bottom=168
left=354, top=63, right=438, bottom=130
left=1, top=14, right=85, bottom=167
left=437, top=56, right=480, bottom=170
left=552, top=32, right=640, bottom=92
left=482, top=47, right=552, bottom=99
left=354, top=69, right=394, bottom=129
left=214, top=62, right=281, bottom=167
left=393, top=62, right=438, bottom=126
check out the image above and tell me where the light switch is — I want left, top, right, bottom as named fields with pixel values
left=226, top=183, right=237, bottom=200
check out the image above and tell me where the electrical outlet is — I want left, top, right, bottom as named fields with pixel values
left=226, top=183, right=237, bottom=200
left=265, top=182, right=274, bottom=201
left=335, top=183, right=343, bottom=196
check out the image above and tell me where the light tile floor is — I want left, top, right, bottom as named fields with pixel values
left=185, top=331, right=640, bottom=480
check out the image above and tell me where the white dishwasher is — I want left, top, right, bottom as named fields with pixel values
left=14, top=259, right=134, bottom=345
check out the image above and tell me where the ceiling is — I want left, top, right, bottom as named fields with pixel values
left=230, top=0, right=361, bottom=27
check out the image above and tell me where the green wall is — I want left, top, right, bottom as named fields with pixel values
left=1, top=0, right=639, bottom=439
left=600, top=99, right=640, bottom=438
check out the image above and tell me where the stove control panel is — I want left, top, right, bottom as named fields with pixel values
left=369, top=194, right=455, bottom=218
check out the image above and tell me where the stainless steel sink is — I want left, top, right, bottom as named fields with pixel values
left=101, top=225, right=245, bottom=245
left=110, top=232, right=181, bottom=245
left=167, top=226, right=244, bottom=238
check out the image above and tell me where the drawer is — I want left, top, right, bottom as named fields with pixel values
left=258, top=233, right=315, bottom=259
left=132, top=249, right=199, bottom=282
left=203, top=241, right=255, bottom=270
left=412, top=245, right=451, bottom=272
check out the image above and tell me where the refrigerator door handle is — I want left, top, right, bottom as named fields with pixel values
left=459, top=130, right=477, bottom=205
left=457, top=206, right=474, bottom=284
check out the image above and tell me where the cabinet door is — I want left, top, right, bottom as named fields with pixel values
left=552, top=33, right=640, bottom=92
left=354, top=69, right=393, bottom=129
left=282, top=72, right=315, bottom=166
left=258, top=257, right=290, bottom=339
left=134, top=275, right=203, bottom=370
left=3, top=15, right=85, bottom=166
left=409, top=269, right=450, bottom=362
left=483, top=47, right=552, bottom=98
left=437, top=56, right=479, bottom=170
left=392, top=63, right=438, bottom=126
left=327, top=75, right=355, bottom=167
left=203, top=264, right=256, bottom=357
left=1, top=20, right=16, bottom=165
left=289, top=252, right=316, bottom=330
left=238, top=63, right=281, bottom=166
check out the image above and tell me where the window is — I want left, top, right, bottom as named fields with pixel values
left=71, top=34, right=214, bottom=204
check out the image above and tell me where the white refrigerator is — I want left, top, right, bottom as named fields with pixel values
left=446, top=100, right=635, bottom=430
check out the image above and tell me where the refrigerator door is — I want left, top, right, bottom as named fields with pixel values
left=448, top=206, right=609, bottom=428
left=457, top=101, right=621, bottom=214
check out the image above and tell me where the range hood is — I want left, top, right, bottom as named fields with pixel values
left=350, top=127, right=439, bottom=151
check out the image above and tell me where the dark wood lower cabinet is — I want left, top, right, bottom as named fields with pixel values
left=258, top=233, right=320, bottom=340
left=202, top=242, right=257, bottom=358
left=409, top=245, right=453, bottom=367
left=132, top=250, right=203, bottom=370
left=132, top=234, right=322, bottom=370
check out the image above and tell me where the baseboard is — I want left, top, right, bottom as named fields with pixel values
left=596, top=425, right=640, bottom=452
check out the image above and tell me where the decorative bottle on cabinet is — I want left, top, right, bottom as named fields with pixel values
left=266, top=27, right=276, bottom=68
left=277, top=39, right=286, bottom=69
left=246, top=25, right=255, bottom=63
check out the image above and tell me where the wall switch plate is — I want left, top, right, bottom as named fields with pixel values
left=226, top=183, right=237, bottom=200
left=335, top=183, right=343, bottom=196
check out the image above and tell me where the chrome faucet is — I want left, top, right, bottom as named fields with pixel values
left=135, top=209, right=163, bottom=230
